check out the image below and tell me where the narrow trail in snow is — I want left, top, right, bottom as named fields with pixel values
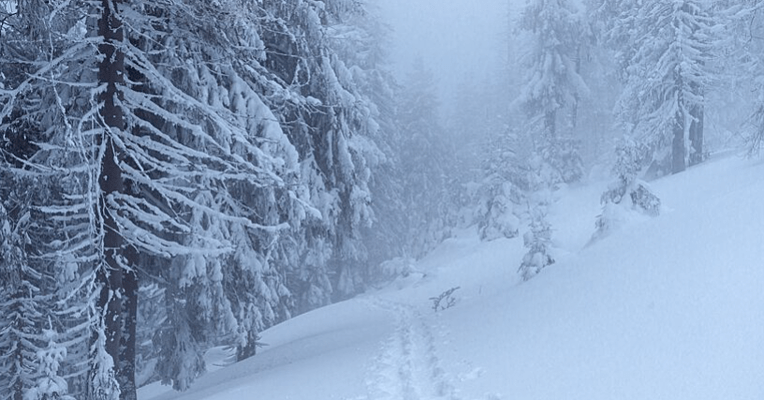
left=363, top=297, right=460, bottom=400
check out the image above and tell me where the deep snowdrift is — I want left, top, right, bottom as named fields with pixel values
left=141, top=155, right=764, bottom=400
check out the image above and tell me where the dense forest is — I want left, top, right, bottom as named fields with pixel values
left=1, top=1, right=763, bottom=399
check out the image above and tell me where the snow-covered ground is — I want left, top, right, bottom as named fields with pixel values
left=140, top=154, right=764, bottom=400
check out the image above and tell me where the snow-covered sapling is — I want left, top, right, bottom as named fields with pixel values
left=476, top=178, right=520, bottom=241
left=25, top=327, right=76, bottom=400
left=518, top=207, right=555, bottom=281
left=594, top=140, right=661, bottom=239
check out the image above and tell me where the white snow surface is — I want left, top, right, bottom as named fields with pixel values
left=141, top=154, right=764, bottom=400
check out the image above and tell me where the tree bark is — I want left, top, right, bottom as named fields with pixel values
left=685, top=2, right=705, bottom=168
left=118, top=259, right=138, bottom=400
left=95, top=1, right=137, bottom=399
left=689, top=103, right=704, bottom=166
left=672, top=111, right=686, bottom=174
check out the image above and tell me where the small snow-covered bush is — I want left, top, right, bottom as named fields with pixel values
left=25, top=329, right=76, bottom=400
left=476, top=187, right=520, bottom=241
left=594, top=140, right=661, bottom=240
left=518, top=209, right=555, bottom=281
left=476, top=174, right=521, bottom=241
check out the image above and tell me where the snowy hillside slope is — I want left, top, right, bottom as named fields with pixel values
left=141, top=154, right=764, bottom=400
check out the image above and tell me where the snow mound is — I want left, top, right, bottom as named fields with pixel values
left=141, top=155, right=764, bottom=400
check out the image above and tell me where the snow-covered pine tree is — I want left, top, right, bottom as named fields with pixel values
left=587, top=0, right=640, bottom=79
left=475, top=128, right=522, bottom=241
left=728, top=3, right=764, bottom=157
left=746, top=88, right=764, bottom=157
left=517, top=0, right=588, bottom=184
left=396, top=57, right=453, bottom=257
left=328, top=1, right=411, bottom=280
left=0, top=187, right=38, bottom=400
left=593, top=139, right=661, bottom=241
left=3, top=0, right=307, bottom=397
left=518, top=206, right=555, bottom=281
left=0, top=166, right=95, bottom=400
left=0, top=2, right=103, bottom=398
left=2, top=0, right=420, bottom=396
left=613, top=0, right=717, bottom=174
left=257, top=0, right=379, bottom=305
left=114, top=0, right=305, bottom=392
left=24, top=327, right=76, bottom=400
left=253, top=2, right=334, bottom=312
left=134, top=283, right=163, bottom=387
left=513, top=152, right=559, bottom=281
left=472, top=18, right=535, bottom=244
left=449, top=76, right=514, bottom=232
left=322, top=0, right=385, bottom=300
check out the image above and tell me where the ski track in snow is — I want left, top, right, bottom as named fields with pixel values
left=361, top=297, right=461, bottom=400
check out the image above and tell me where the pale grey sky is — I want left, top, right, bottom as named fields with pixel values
left=377, top=0, right=510, bottom=105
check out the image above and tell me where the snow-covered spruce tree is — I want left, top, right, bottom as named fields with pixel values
left=254, top=1, right=335, bottom=312
left=0, top=169, right=96, bottom=400
left=613, top=0, right=717, bottom=174
left=134, top=283, right=163, bottom=387
left=0, top=2, right=104, bottom=399
left=4, top=0, right=306, bottom=397
left=475, top=128, right=522, bottom=241
left=732, top=4, right=764, bottom=157
left=395, top=58, right=453, bottom=258
left=451, top=75, right=515, bottom=231
left=322, top=0, right=390, bottom=299
left=593, top=139, right=661, bottom=241
left=257, top=0, right=378, bottom=306
left=518, top=205, right=554, bottom=282
left=0, top=188, right=38, bottom=400
left=328, top=1, right=412, bottom=279
left=0, top=28, right=41, bottom=392
left=514, top=152, right=558, bottom=281
left=473, top=20, right=535, bottom=243
left=517, top=0, right=588, bottom=184
left=587, top=0, right=640, bottom=79
left=115, top=0, right=306, bottom=392
left=25, top=327, right=76, bottom=400
left=746, top=86, right=764, bottom=157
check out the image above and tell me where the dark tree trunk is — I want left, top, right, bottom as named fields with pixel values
left=236, top=330, right=259, bottom=361
left=545, top=110, right=556, bottom=139
left=97, top=134, right=123, bottom=389
left=689, top=103, right=704, bottom=166
left=685, top=2, right=705, bottom=167
left=118, top=250, right=138, bottom=400
left=95, top=1, right=137, bottom=399
left=672, top=111, right=686, bottom=174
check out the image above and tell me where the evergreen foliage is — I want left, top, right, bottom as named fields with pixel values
left=475, top=130, right=522, bottom=241
left=25, top=328, right=76, bottom=400
left=394, top=58, right=454, bottom=258
left=1, top=0, right=759, bottom=398
left=734, top=4, right=764, bottom=157
left=0, top=0, right=408, bottom=397
left=517, top=0, right=588, bottom=184
left=518, top=207, right=555, bottom=281
left=594, top=140, right=661, bottom=241
left=610, top=0, right=717, bottom=174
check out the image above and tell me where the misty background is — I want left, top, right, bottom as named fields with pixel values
left=2, top=1, right=764, bottom=399
left=379, top=0, right=508, bottom=100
